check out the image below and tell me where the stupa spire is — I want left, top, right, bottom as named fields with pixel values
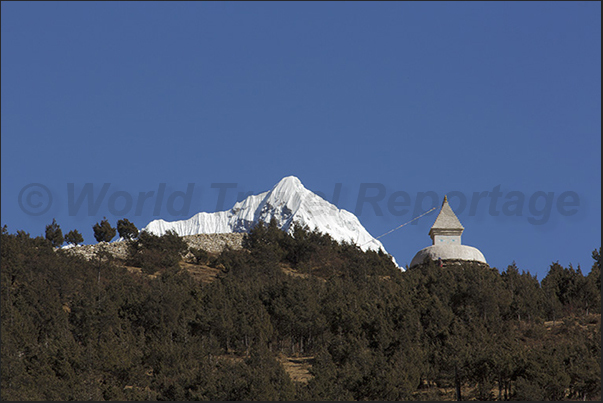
left=428, top=195, right=464, bottom=245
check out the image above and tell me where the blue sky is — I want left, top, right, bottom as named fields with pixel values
left=2, top=2, right=601, bottom=279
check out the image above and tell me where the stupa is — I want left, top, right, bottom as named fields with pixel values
left=409, top=195, right=487, bottom=268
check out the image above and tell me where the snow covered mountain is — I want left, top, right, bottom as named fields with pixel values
left=143, top=176, right=397, bottom=266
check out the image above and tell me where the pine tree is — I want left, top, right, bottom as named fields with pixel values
left=64, top=229, right=84, bottom=246
left=45, top=218, right=64, bottom=247
left=116, top=218, right=139, bottom=240
left=93, top=217, right=116, bottom=243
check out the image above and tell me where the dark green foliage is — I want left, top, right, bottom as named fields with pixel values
left=1, top=224, right=600, bottom=401
left=243, top=219, right=398, bottom=279
left=586, top=247, right=601, bottom=314
left=127, top=230, right=188, bottom=274
left=189, top=247, right=209, bottom=265
left=502, top=262, right=544, bottom=321
left=45, top=218, right=64, bottom=247
left=541, top=261, right=600, bottom=318
left=64, top=229, right=84, bottom=246
left=116, top=218, right=139, bottom=240
left=92, top=217, right=116, bottom=243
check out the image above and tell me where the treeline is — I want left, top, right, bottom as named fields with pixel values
left=0, top=222, right=600, bottom=400
left=43, top=217, right=139, bottom=247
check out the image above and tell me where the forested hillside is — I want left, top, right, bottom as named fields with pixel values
left=1, top=222, right=600, bottom=401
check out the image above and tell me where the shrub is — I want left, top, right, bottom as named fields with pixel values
left=190, top=247, right=209, bottom=265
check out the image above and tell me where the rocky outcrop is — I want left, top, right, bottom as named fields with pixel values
left=182, top=233, right=245, bottom=254
left=61, top=233, right=245, bottom=261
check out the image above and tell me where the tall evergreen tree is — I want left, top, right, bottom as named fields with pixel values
left=117, top=218, right=139, bottom=240
left=45, top=218, right=64, bottom=247
left=93, top=217, right=116, bottom=243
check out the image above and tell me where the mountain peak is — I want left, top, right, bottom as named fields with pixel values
left=263, top=176, right=312, bottom=216
left=271, top=175, right=305, bottom=195
left=144, top=176, right=399, bottom=268
left=276, top=175, right=303, bottom=186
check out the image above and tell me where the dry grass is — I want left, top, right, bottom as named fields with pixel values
left=179, top=262, right=222, bottom=283
left=124, top=265, right=158, bottom=279
left=277, top=353, right=314, bottom=383
left=122, top=261, right=222, bottom=283
left=279, top=264, right=311, bottom=279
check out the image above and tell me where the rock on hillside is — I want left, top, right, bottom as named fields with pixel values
left=62, top=233, right=245, bottom=261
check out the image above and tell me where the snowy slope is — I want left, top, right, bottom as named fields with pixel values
left=144, top=176, right=397, bottom=265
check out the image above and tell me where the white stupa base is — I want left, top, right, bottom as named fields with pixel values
left=410, top=244, right=487, bottom=268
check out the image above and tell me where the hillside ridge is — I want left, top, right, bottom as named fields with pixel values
left=62, top=233, right=245, bottom=261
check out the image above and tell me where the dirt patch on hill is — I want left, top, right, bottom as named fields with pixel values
left=179, top=262, right=223, bottom=283
left=277, top=354, right=314, bottom=383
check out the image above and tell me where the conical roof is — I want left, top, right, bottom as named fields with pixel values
left=429, top=195, right=463, bottom=235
